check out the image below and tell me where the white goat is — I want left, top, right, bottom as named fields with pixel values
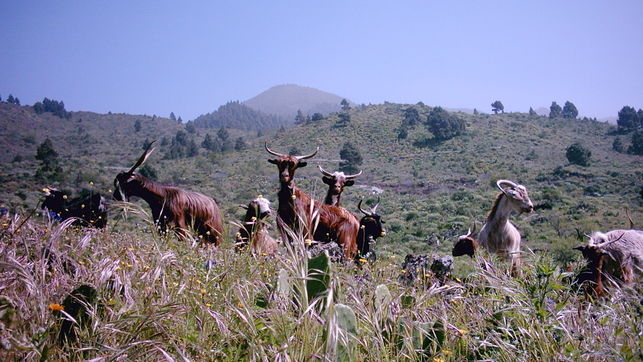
left=236, top=197, right=278, bottom=256
left=477, top=179, right=533, bottom=275
left=574, top=229, right=643, bottom=295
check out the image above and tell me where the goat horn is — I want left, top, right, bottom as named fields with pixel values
left=596, top=232, right=626, bottom=249
left=128, top=140, right=157, bottom=174
left=264, top=142, right=286, bottom=158
left=470, top=221, right=477, bottom=235
left=357, top=199, right=371, bottom=216
left=496, top=179, right=518, bottom=192
left=371, top=196, right=380, bottom=214
left=344, top=169, right=363, bottom=179
left=625, top=207, right=634, bottom=229
left=317, top=165, right=334, bottom=177
left=295, top=147, right=319, bottom=160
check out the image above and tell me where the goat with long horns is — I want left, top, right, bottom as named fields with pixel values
left=113, top=141, right=224, bottom=245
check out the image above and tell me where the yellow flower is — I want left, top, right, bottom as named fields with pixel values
left=304, top=239, right=313, bottom=246
left=205, top=303, right=212, bottom=307
left=237, top=302, right=244, bottom=308
left=62, top=195, right=68, bottom=199
left=433, top=357, right=444, bottom=362
left=200, top=289, right=207, bottom=295
left=458, top=329, right=468, bottom=335
left=89, top=181, right=94, bottom=185
left=49, top=303, right=64, bottom=311
left=291, top=195, right=296, bottom=200
left=358, top=258, right=367, bottom=263
left=443, top=349, right=452, bottom=356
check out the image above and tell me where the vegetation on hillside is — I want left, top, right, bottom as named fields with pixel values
left=193, top=101, right=285, bottom=131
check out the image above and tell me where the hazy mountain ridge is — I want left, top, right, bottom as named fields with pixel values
left=244, top=84, right=347, bottom=120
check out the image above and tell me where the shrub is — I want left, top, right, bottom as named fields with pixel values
left=565, top=143, right=591, bottom=167
left=425, top=107, right=466, bottom=141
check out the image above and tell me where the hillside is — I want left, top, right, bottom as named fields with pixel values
left=244, top=84, right=347, bottom=121
left=1, top=100, right=640, bottom=259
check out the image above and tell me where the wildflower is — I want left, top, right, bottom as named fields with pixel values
left=433, top=357, right=444, bottom=362
left=358, top=258, right=367, bottom=264
left=200, top=289, right=207, bottom=295
left=196, top=279, right=202, bottom=284
left=455, top=277, right=462, bottom=283
left=89, top=181, right=94, bottom=185
left=304, top=239, right=313, bottom=246
left=251, top=216, right=257, bottom=221
left=291, top=195, right=296, bottom=200
left=205, top=303, right=212, bottom=307
left=443, top=349, right=452, bottom=356
left=49, top=303, right=64, bottom=312
left=63, top=195, right=68, bottom=199
left=80, top=204, right=85, bottom=209
left=237, top=302, right=244, bottom=308
left=458, top=329, right=468, bottom=335
left=360, top=225, right=365, bottom=229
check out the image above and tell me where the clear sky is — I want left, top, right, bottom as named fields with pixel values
left=1, top=1, right=641, bottom=121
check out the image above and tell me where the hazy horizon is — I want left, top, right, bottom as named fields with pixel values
left=1, top=1, right=641, bottom=121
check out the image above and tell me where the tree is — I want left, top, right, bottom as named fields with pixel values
left=294, top=109, right=306, bottom=124
left=402, top=107, right=420, bottom=127
left=202, top=133, right=215, bottom=150
left=340, top=99, right=351, bottom=111
left=7, top=94, right=15, bottom=104
left=177, top=116, right=183, bottom=123
left=35, top=138, right=64, bottom=181
left=612, top=137, right=625, bottom=153
left=134, top=119, right=142, bottom=132
left=562, top=101, right=578, bottom=119
left=425, top=107, right=466, bottom=140
left=628, top=130, right=643, bottom=155
left=473, top=108, right=479, bottom=115
left=397, top=127, right=408, bottom=140
left=334, top=113, right=351, bottom=127
left=491, top=101, right=504, bottom=114
left=217, top=127, right=229, bottom=141
left=234, top=137, right=247, bottom=151
left=566, top=142, right=591, bottom=166
left=549, top=102, right=562, bottom=119
left=169, top=112, right=177, bottom=121
left=529, top=107, right=537, bottom=117
left=617, top=106, right=639, bottom=131
left=185, top=121, right=196, bottom=134
left=339, top=142, right=362, bottom=173
left=311, top=113, right=324, bottom=122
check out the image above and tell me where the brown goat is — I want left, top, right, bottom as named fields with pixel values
left=266, top=143, right=360, bottom=259
left=113, top=141, right=223, bottom=245
left=236, top=197, right=278, bottom=256
left=574, top=229, right=643, bottom=296
left=452, top=223, right=479, bottom=258
left=317, top=165, right=362, bottom=206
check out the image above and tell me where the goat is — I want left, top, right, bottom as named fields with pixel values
left=236, top=197, right=278, bottom=256
left=113, top=141, right=223, bottom=245
left=452, top=223, right=478, bottom=258
left=265, top=143, right=360, bottom=259
left=356, top=198, right=386, bottom=259
left=42, top=188, right=107, bottom=228
left=574, top=229, right=643, bottom=296
left=477, top=179, right=533, bottom=275
left=317, top=165, right=362, bottom=206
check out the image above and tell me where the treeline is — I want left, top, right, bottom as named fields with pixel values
left=33, top=98, right=71, bottom=119
left=192, top=101, right=285, bottom=131
left=161, top=127, right=248, bottom=160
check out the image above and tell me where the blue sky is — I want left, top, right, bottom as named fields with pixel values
left=1, top=1, right=641, bottom=121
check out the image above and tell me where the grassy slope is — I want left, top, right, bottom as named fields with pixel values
left=0, top=101, right=641, bottom=359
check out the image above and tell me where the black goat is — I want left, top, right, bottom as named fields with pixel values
left=356, top=198, right=386, bottom=259
left=42, top=188, right=107, bottom=228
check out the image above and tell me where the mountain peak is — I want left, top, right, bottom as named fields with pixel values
left=244, top=84, right=348, bottom=119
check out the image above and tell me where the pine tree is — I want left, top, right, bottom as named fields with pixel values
left=339, top=142, right=363, bottom=173
left=529, top=107, right=537, bottom=117
left=491, top=101, right=504, bottom=114
left=549, top=102, right=562, bottom=119
left=170, top=112, right=177, bottom=121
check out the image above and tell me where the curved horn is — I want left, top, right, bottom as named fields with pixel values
left=357, top=199, right=371, bottom=216
left=128, top=140, right=157, bottom=174
left=496, top=179, right=518, bottom=193
left=344, top=169, right=363, bottom=179
left=371, top=196, right=381, bottom=214
left=469, top=221, right=477, bottom=236
left=317, top=165, right=334, bottom=177
left=265, top=142, right=286, bottom=158
left=295, top=147, right=319, bottom=160
left=596, top=232, right=625, bottom=249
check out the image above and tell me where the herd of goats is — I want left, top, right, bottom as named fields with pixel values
left=37, top=141, right=642, bottom=297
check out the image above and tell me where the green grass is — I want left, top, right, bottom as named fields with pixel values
left=0, top=210, right=640, bottom=360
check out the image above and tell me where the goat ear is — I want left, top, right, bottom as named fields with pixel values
left=268, top=159, right=279, bottom=165
left=322, top=176, right=333, bottom=185
left=238, top=204, right=248, bottom=210
left=572, top=245, right=586, bottom=251
left=298, top=161, right=308, bottom=168
left=126, top=174, right=137, bottom=182
left=345, top=180, right=355, bottom=187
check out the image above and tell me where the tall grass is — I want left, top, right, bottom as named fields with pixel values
left=0, top=209, right=640, bottom=360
